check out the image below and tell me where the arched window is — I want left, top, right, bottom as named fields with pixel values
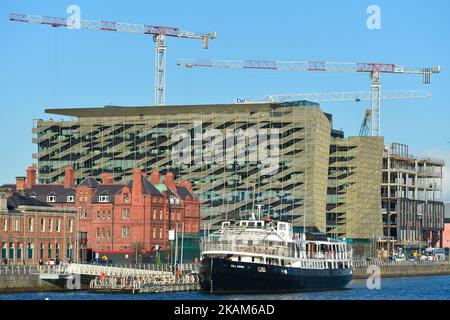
left=96, top=228, right=100, bottom=238
left=9, top=243, right=14, bottom=260
left=67, top=244, right=73, bottom=259
left=55, top=243, right=60, bottom=259
left=17, top=243, right=22, bottom=260
left=1, top=243, right=6, bottom=260
left=27, top=243, right=33, bottom=260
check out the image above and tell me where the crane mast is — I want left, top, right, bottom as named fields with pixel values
left=10, top=13, right=217, bottom=106
left=178, top=58, right=441, bottom=136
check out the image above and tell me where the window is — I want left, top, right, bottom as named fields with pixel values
left=9, top=243, right=14, bottom=259
left=96, top=228, right=100, bottom=238
left=152, top=227, right=156, bottom=239
left=84, top=210, right=88, bottom=219
left=102, top=211, right=105, bottom=220
left=48, top=219, right=53, bottom=232
left=27, top=243, right=33, bottom=260
left=67, top=195, right=74, bottom=203
left=153, top=209, right=156, bottom=220
left=56, top=219, right=61, bottom=232
left=159, top=227, right=162, bottom=239
left=102, top=228, right=105, bottom=238
left=40, top=218, right=45, bottom=232
left=121, top=226, right=130, bottom=239
left=28, top=218, right=33, bottom=232
left=99, top=195, right=109, bottom=203
left=107, top=211, right=111, bottom=220
left=40, top=243, right=44, bottom=259
left=67, top=244, right=73, bottom=259
left=48, top=243, right=52, bottom=259
left=1, top=243, right=6, bottom=259
left=13, top=219, right=20, bottom=232
left=159, top=209, right=163, bottom=220
left=68, top=219, right=73, bottom=233
left=122, top=208, right=129, bottom=219
left=47, top=195, right=56, bottom=202
left=97, top=211, right=100, bottom=219
left=123, top=194, right=129, bottom=203
left=3, top=218, right=7, bottom=231
left=55, top=243, right=60, bottom=259
left=17, top=243, right=22, bottom=260
left=107, top=228, right=111, bottom=238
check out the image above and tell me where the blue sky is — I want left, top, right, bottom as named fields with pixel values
left=1, top=0, right=449, bottom=199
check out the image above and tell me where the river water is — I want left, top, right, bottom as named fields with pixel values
left=0, top=276, right=449, bottom=300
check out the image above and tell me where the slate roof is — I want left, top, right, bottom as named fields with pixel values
left=126, top=176, right=163, bottom=196
left=7, top=192, right=51, bottom=211
left=78, top=177, right=99, bottom=188
left=92, top=185, right=124, bottom=203
left=26, top=185, right=75, bottom=203
left=176, top=186, right=194, bottom=200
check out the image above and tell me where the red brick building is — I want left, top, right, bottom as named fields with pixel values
left=0, top=191, right=77, bottom=266
left=0, top=166, right=201, bottom=263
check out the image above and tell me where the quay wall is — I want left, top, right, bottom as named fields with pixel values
left=353, top=263, right=450, bottom=279
left=0, top=274, right=65, bottom=293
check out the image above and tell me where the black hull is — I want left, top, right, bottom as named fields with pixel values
left=199, top=257, right=353, bottom=293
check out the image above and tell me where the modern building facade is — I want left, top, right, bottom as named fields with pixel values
left=32, top=101, right=384, bottom=239
left=327, top=134, right=384, bottom=241
left=1, top=166, right=201, bottom=263
left=0, top=191, right=77, bottom=266
left=382, top=143, right=445, bottom=248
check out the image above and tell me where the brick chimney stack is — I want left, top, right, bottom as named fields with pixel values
left=101, top=172, right=114, bottom=185
left=26, top=165, right=36, bottom=189
left=64, top=166, right=75, bottom=189
left=15, top=177, right=26, bottom=193
left=164, top=171, right=177, bottom=191
left=132, top=168, right=142, bottom=204
left=150, top=170, right=161, bottom=185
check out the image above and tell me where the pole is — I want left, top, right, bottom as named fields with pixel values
left=174, top=222, right=179, bottom=265
left=180, top=222, right=185, bottom=266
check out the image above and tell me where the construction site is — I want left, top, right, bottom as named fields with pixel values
left=5, top=10, right=447, bottom=259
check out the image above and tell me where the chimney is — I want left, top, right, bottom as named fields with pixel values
left=164, top=171, right=177, bottom=191
left=16, top=177, right=26, bottom=193
left=150, top=170, right=161, bottom=185
left=64, top=166, right=75, bottom=189
left=26, top=165, right=36, bottom=189
left=0, top=194, right=7, bottom=212
left=132, top=168, right=142, bottom=204
left=101, top=172, right=114, bottom=185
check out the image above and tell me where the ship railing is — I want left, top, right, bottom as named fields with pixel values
left=203, top=243, right=352, bottom=261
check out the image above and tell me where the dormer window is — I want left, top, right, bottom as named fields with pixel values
left=99, top=195, right=109, bottom=203
left=67, top=195, right=74, bottom=203
left=46, top=195, right=56, bottom=203
left=123, top=194, right=129, bottom=203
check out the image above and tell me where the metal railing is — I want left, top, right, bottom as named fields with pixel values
left=0, top=265, right=38, bottom=275
left=353, top=259, right=450, bottom=268
left=203, top=242, right=352, bottom=261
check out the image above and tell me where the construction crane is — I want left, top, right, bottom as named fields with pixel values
left=10, top=13, right=217, bottom=106
left=359, top=109, right=372, bottom=137
left=235, top=89, right=431, bottom=104
left=235, top=89, right=431, bottom=137
left=177, top=58, right=441, bottom=136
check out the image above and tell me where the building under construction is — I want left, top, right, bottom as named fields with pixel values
left=382, top=143, right=445, bottom=248
left=32, top=101, right=386, bottom=243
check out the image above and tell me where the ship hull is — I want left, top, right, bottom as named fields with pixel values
left=199, top=256, right=353, bottom=293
